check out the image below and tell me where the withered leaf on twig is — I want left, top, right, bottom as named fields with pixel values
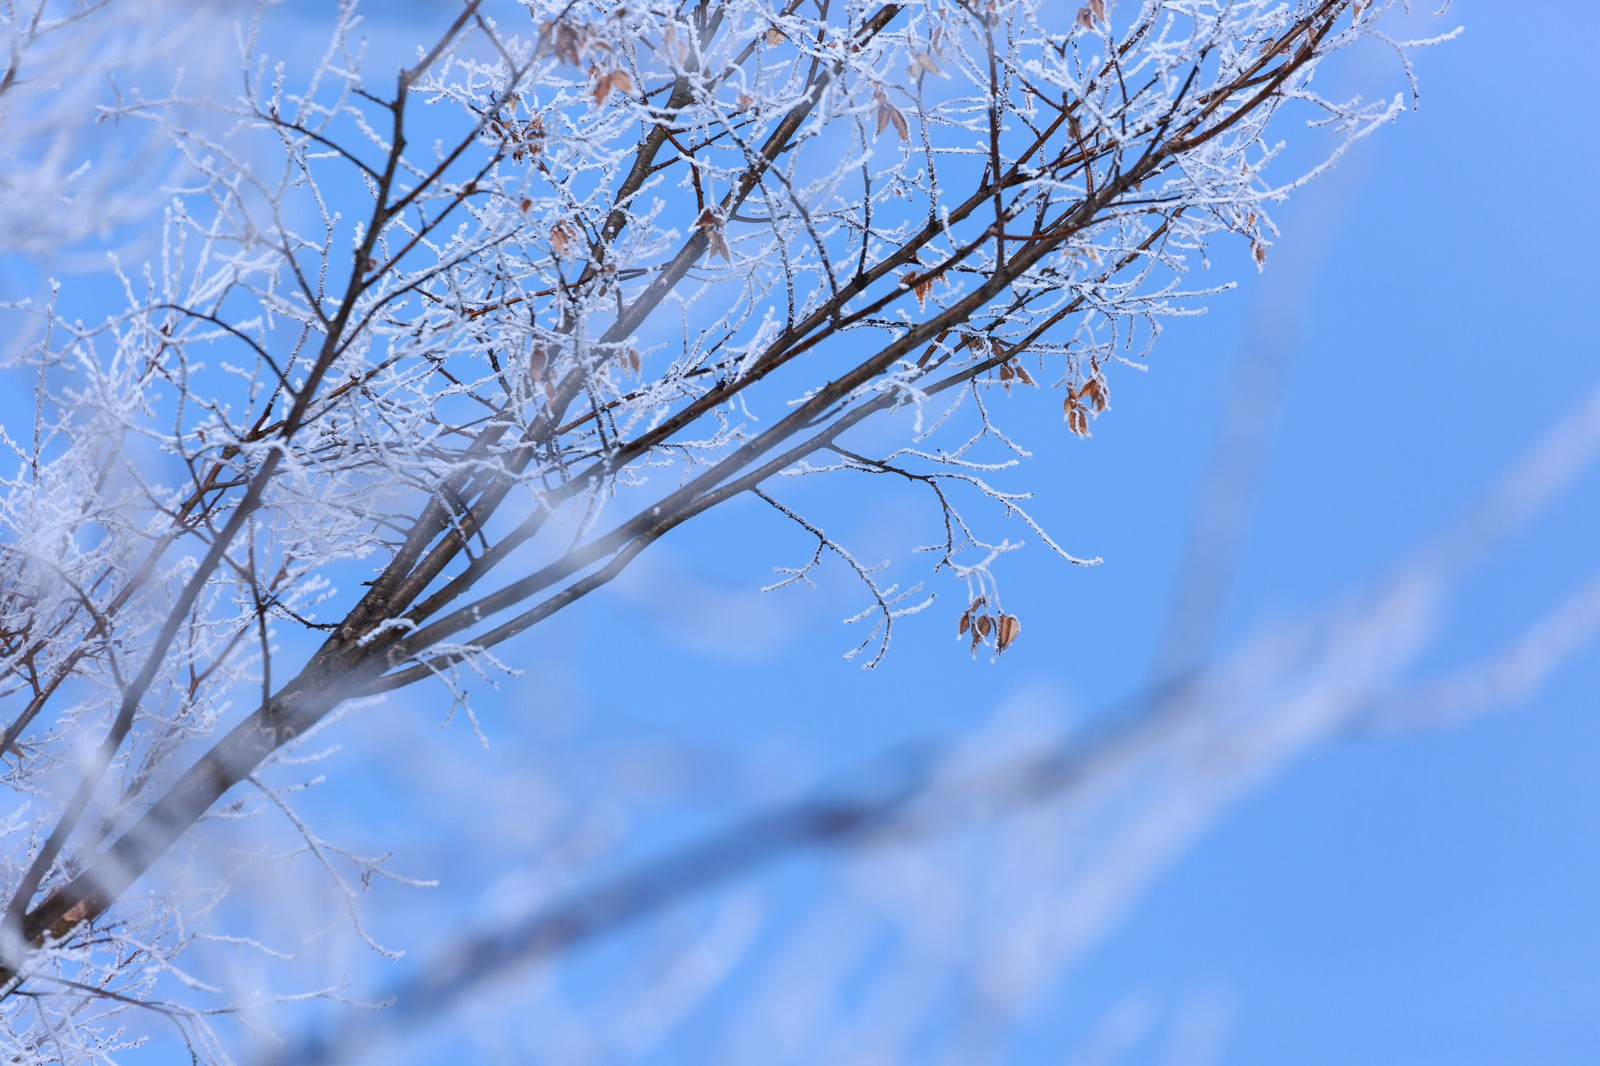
left=696, top=209, right=732, bottom=262
left=996, top=613, right=1021, bottom=653
left=536, top=19, right=587, bottom=66
left=592, top=68, right=634, bottom=105
left=902, top=270, right=936, bottom=309
left=873, top=88, right=910, bottom=142
left=550, top=220, right=578, bottom=258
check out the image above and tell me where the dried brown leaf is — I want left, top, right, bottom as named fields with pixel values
left=1083, top=376, right=1108, bottom=412
left=996, top=613, right=1020, bottom=652
left=697, top=210, right=731, bottom=262
left=902, top=272, right=930, bottom=309
left=550, top=220, right=577, bottom=258
left=662, top=25, right=690, bottom=66
left=538, top=21, right=586, bottom=67
left=889, top=105, right=909, bottom=142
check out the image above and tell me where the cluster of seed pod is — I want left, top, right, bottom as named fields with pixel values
left=958, top=596, right=1021, bottom=654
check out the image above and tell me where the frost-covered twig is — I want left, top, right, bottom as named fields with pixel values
left=0, top=0, right=1459, bottom=1055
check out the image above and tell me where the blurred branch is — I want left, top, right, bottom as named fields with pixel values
left=0, top=0, right=1472, bottom=1057
left=278, top=376, right=1600, bottom=1063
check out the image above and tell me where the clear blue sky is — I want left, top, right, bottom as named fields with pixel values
left=328, top=4, right=1599, bottom=1062
left=455, top=4, right=1599, bottom=1061
left=6, top=2, right=1597, bottom=1062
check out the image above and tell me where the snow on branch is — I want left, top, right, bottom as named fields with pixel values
left=0, top=0, right=1461, bottom=1056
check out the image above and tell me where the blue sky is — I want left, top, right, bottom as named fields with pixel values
left=337, top=4, right=1597, bottom=1061
left=480, top=4, right=1600, bottom=1061
left=4, top=1, right=1598, bottom=1062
